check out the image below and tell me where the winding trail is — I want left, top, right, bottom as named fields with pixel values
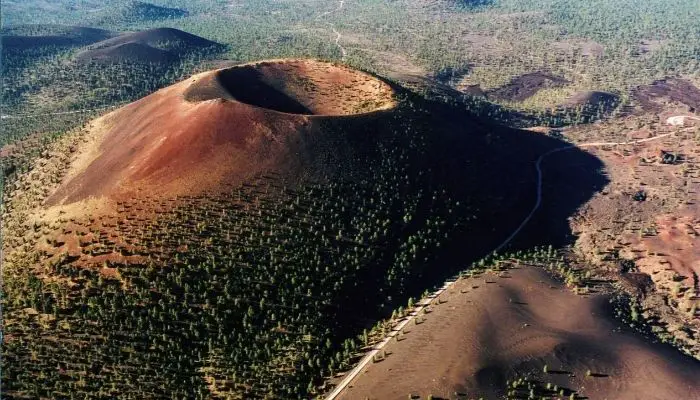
left=330, top=25, right=347, bottom=60
left=324, top=130, right=680, bottom=400
left=316, top=0, right=347, bottom=60
left=492, top=131, right=678, bottom=254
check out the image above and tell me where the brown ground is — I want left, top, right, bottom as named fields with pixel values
left=631, top=78, right=700, bottom=113
left=0, top=26, right=114, bottom=50
left=563, top=107, right=700, bottom=354
left=338, top=266, right=700, bottom=400
left=184, top=59, right=395, bottom=115
left=85, top=28, right=215, bottom=51
left=3, top=56, right=616, bottom=398
left=75, top=28, right=218, bottom=65
left=45, top=59, right=397, bottom=205
left=562, top=90, right=619, bottom=110
left=335, top=78, right=700, bottom=400
left=486, top=72, right=569, bottom=102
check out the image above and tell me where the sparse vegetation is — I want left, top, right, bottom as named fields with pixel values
left=2, top=0, right=700, bottom=399
left=1, top=70, right=482, bottom=397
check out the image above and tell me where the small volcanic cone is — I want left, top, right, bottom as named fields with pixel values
left=47, top=59, right=398, bottom=205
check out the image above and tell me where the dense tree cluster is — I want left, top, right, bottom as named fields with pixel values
left=2, top=101, right=475, bottom=398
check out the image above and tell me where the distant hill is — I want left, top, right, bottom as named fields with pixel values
left=632, top=78, right=700, bottom=113
left=87, top=27, right=218, bottom=52
left=75, top=41, right=177, bottom=64
left=75, top=27, right=220, bottom=65
left=97, top=1, right=189, bottom=25
left=1, top=25, right=115, bottom=51
left=455, top=0, right=494, bottom=7
left=560, top=90, right=620, bottom=117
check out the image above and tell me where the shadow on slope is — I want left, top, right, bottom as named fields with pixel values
left=75, top=28, right=221, bottom=65
left=338, top=266, right=700, bottom=400
left=632, top=78, right=700, bottom=113
left=487, top=72, right=569, bottom=102
left=184, top=60, right=396, bottom=115
left=3, top=63, right=607, bottom=399
left=328, top=92, right=609, bottom=330
left=86, top=28, right=218, bottom=52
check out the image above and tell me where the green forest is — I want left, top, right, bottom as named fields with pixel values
left=2, top=0, right=700, bottom=398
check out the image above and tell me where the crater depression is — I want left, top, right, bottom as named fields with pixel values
left=184, top=59, right=396, bottom=115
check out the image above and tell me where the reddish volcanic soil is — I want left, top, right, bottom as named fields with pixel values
left=564, top=112, right=700, bottom=355
left=46, top=59, right=397, bottom=205
left=337, top=266, right=700, bottom=400
left=632, top=78, right=700, bottom=113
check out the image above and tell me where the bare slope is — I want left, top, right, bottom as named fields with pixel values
left=565, top=114, right=700, bottom=355
left=339, top=266, right=700, bottom=400
left=75, top=41, right=176, bottom=64
left=488, top=72, right=569, bottom=102
left=632, top=78, right=700, bottom=113
left=1, top=25, right=114, bottom=50
left=47, top=60, right=397, bottom=204
left=75, top=28, right=219, bottom=64
left=183, top=60, right=397, bottom=115
left=3, top=59, right=608, bottom=398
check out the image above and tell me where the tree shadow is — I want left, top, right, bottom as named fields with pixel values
left=327, top=79, right=608, bottom=344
